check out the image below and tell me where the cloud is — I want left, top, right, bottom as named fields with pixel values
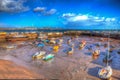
left=33, top=7, right=57, bottom=15
left=62, top=13, right=76, bottom=18
left=46, top=9, right=57, bottom=15
left=33, top=7, right=46, bottom=12
left=0, top=0, right=29, bottom=13
left=62, top=13, right=119, bottom=29
left=68, top=15, right=89, bottom=21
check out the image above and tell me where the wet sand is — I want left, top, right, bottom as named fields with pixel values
left=0, top=60, right=45, bottom=79
left=0, top=35, right=120, bottom=80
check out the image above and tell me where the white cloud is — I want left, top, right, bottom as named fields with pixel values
left=62, top=13, right=119, bottom=29
left=46, top=9, right=57, bottom=15
left=0, top=0, right=29, bottom=13
left=105, top=18, right=116, bottom=22
left=33, top=7, right=46, bottom=12
left=33, top=7, right=57, bottom=15
left=62, top=13, right=76, bottom=17
left=69, top=15, right=88, bottom=21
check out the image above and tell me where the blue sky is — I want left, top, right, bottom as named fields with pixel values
left=0, top=0, right=120, bottom=29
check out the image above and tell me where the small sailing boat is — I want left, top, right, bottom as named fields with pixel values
left=43, top=54, right=55, bottom=61
left=49, top=39, right=56, bottom=45
left=67, top=39, right=71, bottom=45
left=103, top=54, right=113, bottom=64
left=98, top=32, right=112, bottom=80
left=98, top=66, right=112, bottom=80
left=95, top=42, right=101, bottom=48
left=58, top=39, right=63, bottom=46
left=53, top=44, right=59, bottom=53
left=67, top=44, right=74, bottom=55
left=37, top=43, right=45, bottom=48
left=32, top=51, right=46, bottom=60
left=92, top=50, right=100, bottom=59
left=118, top=49, right=120, bottom=54
left=104, top=43, right=108, bottom=48
left=79, top=40, right=86, bottom=50
left=6, top=45, right=16, bottom=49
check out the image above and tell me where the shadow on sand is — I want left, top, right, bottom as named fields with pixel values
left=91, top=51, right=120, bottom=71
left=87, top=66, right=101, bottom=79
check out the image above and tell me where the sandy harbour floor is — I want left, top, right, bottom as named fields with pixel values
left=0, top=35, right=120, bottom=80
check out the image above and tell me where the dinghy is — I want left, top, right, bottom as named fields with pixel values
left=104, top=43, right=108, bottom=48
left=79, top=40, right=86, bottom=50
left=53, top=45, right=59, bottom=53
left=6, top=45, right=16, bottom=49
left=32, top=51, right=46, bottom=60
left=118, top=49, right=120, bottom=54
left=49, top=40, right=56, bottom=45
left=67, top=39, right=71, bottom=45
left=92, top=50, right=100, bottom=59
left=37, top=43, right=45, bottom=48
left=43, top=54, right=55, bottom=61
left=67, top=44, right=74, bottom=55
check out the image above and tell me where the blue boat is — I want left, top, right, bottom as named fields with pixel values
left=37, top=43, right=45, bottom=47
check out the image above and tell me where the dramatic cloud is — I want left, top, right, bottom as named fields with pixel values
left=0, top=0, right=29, bottom=13
left=33, top=7, right=57, bottom=15
left=62, top=13, right=119, bottom=29
left=33, top=7, right=46, bottom=12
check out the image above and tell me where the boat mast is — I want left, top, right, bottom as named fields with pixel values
left=107, top=31, right=110, bottom=66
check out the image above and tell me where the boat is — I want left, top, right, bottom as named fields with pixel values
left=67, top=44, right=74, bottom=55
left=92, top=50, right=100, bottom=59
left=37, top=43, right=45, bottom=48
left=53, top=45, right=59, bottom=53
left=32, top=51, right=46, bottom=60
left=67, top=39, right=71, bottom=45
left=79, top=40, right=86, bottom=50
left=6, top=45, right=16, bottom=49
left=95, top=43, right=101, bottom=48
left=7, top=35, right=28, bottom=42
left=59, top=39, right=63, bottom=44
left=43, top=39, right=50, bottom=43
left=43, top=54, right=55, bottom=61
left=98, top=32, right=112, bottom=80
left=49, top=39, right=56, bottom=45
left=98, top=66, right=112, bottom=80
left=103, top=54, right=113, bottom=64
left=118, top=49, right=120, bottom=54
left=104, top=43, right=108, bottom=48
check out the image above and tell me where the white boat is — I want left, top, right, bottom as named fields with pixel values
left=98, top=32, right=112, bottom=80
left=98, top=66, right=112, bottom=79
left=6, top=45, right=16, bottom=49
left=32, top=51, right=46, bottom=60
left=67, top=45, right=74, bottom=55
